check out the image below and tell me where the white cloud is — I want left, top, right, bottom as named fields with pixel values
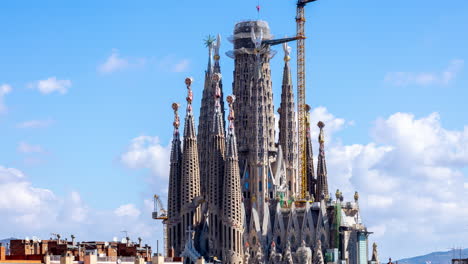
left=114, top=204, right=141, bottom=218
left=0, top=165, right=158, bottom=243
left=322, top=110, right=468, bottom=259
left=384, top=59, right=464, bottom=87
left=97, top=50, right=146, bottom=74
left=98, top=50, right=130, bottom=74
left=367, top=194, right=393, bottom=208
left=0, top=84, right=12, bottom=114
left=17, top=119, right=54, bottom=129
left=309, top=106, right=346, bottom=141
left=0, top=166, right=55, bottom=215
left=18, top=142, right=44, bottom=154
left=30, top=77, right=71, bottom=94
left=120, top=135, right=171, bottom=179
left=173, top=59, right=190, bottom=72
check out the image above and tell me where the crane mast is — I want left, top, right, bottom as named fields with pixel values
left=296, top=0, right=318, bottom=199
left=152, top=194, right=168, bottom=256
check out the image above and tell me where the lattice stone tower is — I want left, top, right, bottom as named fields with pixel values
left=315, top=121, right=329, bottom=201
left=167, top=103, right=183, bottom=256
left=305, top=106, right=316, bottom=199
left=230, top=20, right=277, bottom=219
left=278, top=42, right=298, bottom=196
left=207, top=73, right=225, bottom=257
left=198, top=35, right=225, bottom=200
left=221, top=95, right=244, bottom=263
left=180, top=78, right=202, bottom=248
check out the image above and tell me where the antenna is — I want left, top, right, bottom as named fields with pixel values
left=120, top=230, right=128, bottom=239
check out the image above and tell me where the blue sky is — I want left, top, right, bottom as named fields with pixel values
left=1, top=0, right=467, bottom=260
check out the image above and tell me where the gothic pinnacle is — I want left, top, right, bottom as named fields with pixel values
left=213, top=34, right=221, bottom=62
left=316, top=120, right=329, bottom=200
left=318, top=121, right=325, bottom=143
left=172, top=102, right=180, bottom=135
left=227, top=95, right=236, bottom=132
left=184, top=77, right=196, bottom=139
left=282, top=42, right=291, bottom=62
left=185, top=77, right=193, bottom=113
left=213, top=73, right=222, bottom=110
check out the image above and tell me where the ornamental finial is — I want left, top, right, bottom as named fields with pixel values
left=172, top=103, right=180, bottom=132
left=185, top=77, right=193, bottom=112
left=282, top=42, right=291, bottom=62
left=354, top=191, right=359, bottom=202
left=213, top=34, right=221, bottom=61
left=318, top=121, right=325, bottom=143
left=213, top=73, right=222, bottom=109
left=227, top=95, right=236, bottom=130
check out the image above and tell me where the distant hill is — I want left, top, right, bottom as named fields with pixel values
left=398, top=249, right=468, bottom=264
left=0, top=237, right=18, bottom=245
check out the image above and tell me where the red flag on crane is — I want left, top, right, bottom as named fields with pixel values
left=256, top=5, right=261, bottom=12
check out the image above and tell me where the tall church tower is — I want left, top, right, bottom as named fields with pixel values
left=207, top=73, right=225, bottom=257
left=315, top=121, right=329, bottom=201
left=180, top=78, right=202, bottom=248
left=229, top=20, right=276, bottom=219
left=278, top=42, right=298, bottom=196
left=198, top=35, right=225, bottom=200
left=167, top=103, right=183, bottom=255
left=220, top=95, right=244, bottom=263
left=305, top=105, right=316, bottom=199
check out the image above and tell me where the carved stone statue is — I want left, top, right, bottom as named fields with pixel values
left=283, top=241, right=294, bottom=264
left=313, top=239, right=324, bottom=264
left=255, top=242, right=265, bottom=264
left=269, top=241, right=282, bottom=264
left=371, top=242, right=379, bottom=264
left=296, top=240, right=312, bottom=264
left=244, top=242, right=251, bottom=264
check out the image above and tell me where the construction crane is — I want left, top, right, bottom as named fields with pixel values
left=297, top=0, right=319, bottom=199
left=152, top=194, right=168, bottom=256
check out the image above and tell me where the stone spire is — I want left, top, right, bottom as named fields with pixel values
left=213, top=34, right=222, bottom=74
left=167, top=102, right=183, bottom=255
left=181, top=77, right=201, bottom=247
left=221, top=95, right=244, bottom=263
left=230, top=20, right=276, bottom=220
left=207, top=73, right=225, bottom=257
left=198, top=35, right=225, bottom=200
left=305, top=105, right=316, bottom=200
left=278, top=42, right=298, bottom=196
left=316, top=121, right=329, bottom=201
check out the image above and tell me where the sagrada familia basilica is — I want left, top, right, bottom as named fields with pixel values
left=163, top=20, right=379, bottom=264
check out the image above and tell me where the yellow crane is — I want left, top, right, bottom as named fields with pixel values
left=296, top=0, right=319, bottom=199
left=152, top=194, right=168, bottom=256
